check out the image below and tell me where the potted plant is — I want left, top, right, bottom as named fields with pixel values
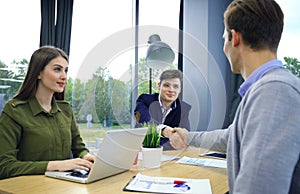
left=142, top=122, right=161, bottom=148
left=141, top=122, right=163, bottom=168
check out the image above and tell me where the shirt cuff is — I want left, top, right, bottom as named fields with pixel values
left=157, top=124, right=167, bottom=137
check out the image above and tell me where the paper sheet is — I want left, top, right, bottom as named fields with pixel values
left=124, top=173, right=212, bottom=194
left=176, top=156, right=227, bottom=168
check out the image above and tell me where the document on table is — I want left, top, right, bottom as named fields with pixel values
left=176, top=156, right=227, bottom=168
left=161, top=154, right=180, bottom=162
left=123, top=173, right=212, bottom=194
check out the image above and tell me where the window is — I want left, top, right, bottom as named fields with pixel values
left=137, top=0, right=180, bottom=94
left=1, top=1, right=298, bottom=150
left=0, top=1, right=40, bottom=110
left=69, top=0, right=181, bottom=150
left=276, top=0, right=300, bottom=61
left=69, top=0, right=133, bottom=150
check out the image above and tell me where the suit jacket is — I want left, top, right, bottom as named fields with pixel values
left=134, top=93, right=191, bottom=149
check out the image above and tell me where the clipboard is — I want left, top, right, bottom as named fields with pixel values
left=123, top=173, right=212, bottom=194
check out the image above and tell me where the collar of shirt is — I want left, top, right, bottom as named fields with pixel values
left=158, top=93, right=176, bottom=123
left=238, top=60, right=283, bottom=97
left=29, top=96, right=61, bottom=116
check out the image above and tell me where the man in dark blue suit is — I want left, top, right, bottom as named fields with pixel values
left=134, top=69, right=191, bottom=150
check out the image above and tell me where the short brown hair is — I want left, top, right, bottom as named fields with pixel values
left=224, top=0, right=284, bottom=51
left=159, top=69, right=183, bottom=84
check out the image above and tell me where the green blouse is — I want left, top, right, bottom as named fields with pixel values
left=0, top=97, right=89, bottom=179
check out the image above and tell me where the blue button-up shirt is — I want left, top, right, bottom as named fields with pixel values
left=238, top=60, right=283, bottom=97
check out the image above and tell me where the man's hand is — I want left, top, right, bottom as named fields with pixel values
left=162, top=126, right=174, bottom=138
left=169, top=127, right=189, bottom=149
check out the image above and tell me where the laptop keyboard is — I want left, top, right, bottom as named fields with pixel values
left=68, top=169, right=90, bottom=178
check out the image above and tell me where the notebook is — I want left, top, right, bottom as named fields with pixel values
left=45, top=127, right=148, bottom=183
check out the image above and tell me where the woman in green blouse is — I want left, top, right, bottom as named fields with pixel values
left=0, top=46, right=95, bottom=179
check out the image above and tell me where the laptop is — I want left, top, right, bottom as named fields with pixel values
left=45, top=127, right=147, bottom=183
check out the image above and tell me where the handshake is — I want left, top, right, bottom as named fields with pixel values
left=162, top=127, right=190, bottom=149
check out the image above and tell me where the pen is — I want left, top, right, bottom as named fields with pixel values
left=153, top=180, right=186, bottom=184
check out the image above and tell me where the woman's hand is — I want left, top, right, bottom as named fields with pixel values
left=47, top=156, right=94, bottom=172
left=83, top=153, right=96, bottom=163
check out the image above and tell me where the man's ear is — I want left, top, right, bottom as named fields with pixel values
left=231, top=29, right=240, bottom=47
left=158, top=82, right=161, bottom=90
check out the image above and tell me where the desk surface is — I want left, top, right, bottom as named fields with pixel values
left=0, top=148, right=228, bottom=194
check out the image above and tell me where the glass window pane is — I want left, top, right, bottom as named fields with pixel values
left=0, top=1, right=40, bottom=111
left=276, top=0, right=300, bottom=61
left=138, top=0, right=180, bottom=95
left=70, top=0, right=133, bottom=150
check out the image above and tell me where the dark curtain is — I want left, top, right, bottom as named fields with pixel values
left=40, top=0, right=55, bottom=46
left=178, top=0, right=184, bottom=100
left=178, top=0, right=184, bottom=72
left=40, top=0, right=74, bottom=56
left=222, top=74, right=243, bottom=128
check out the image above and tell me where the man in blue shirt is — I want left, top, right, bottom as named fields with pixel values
left=170, top=0, right=300, bottom=193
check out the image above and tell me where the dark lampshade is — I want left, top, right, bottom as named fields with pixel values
left=146, top=34, right=175, bottom=69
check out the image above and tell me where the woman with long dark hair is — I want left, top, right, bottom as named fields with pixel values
left=0, top=46, right=95, bottom=179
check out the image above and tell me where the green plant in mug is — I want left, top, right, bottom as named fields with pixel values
left=142, top=122, right=161, bottom=148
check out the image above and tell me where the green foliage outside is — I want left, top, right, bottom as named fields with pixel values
left=78, top=123, right=107, bottom=142
left=0, top=59, right=27, bottom=100
left=283, top=57, right=300, bottom=78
